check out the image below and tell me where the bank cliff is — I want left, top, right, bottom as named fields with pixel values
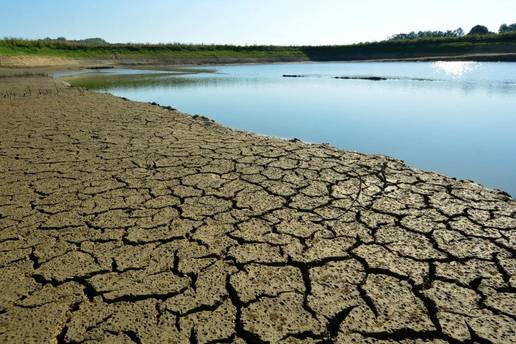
left=2, top=53, right=516, bottom=69
left=0, top=76, right=515, bottom=343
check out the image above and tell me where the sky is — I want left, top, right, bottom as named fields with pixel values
left=2, top=0, right=516, bottom=45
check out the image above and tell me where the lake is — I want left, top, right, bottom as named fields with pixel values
left=61, top=62, right=516, bottom=196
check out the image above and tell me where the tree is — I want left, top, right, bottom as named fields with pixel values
left=499, top=23, right=516, bottom=33
left=468, top=25, right=490, bottom=35
left=454, top=28, right=465, bottom=37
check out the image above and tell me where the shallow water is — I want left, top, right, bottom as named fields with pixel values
left=61, top=62, right=516, bottom=196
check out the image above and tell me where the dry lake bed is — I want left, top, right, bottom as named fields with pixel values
left=0, top=76, right=515, bottom=343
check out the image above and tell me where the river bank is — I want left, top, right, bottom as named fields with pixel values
left=2, top=32, right=516, bottom=69
left=2, top=52, right=516, bottom=70
left=0, top=75, right=515, bottom=343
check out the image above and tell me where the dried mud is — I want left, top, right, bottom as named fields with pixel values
left=0, top=77, right=515, bottom=343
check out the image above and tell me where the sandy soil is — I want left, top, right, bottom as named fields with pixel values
left=0, top=76, right=515, bottom=343
left=0, top=56, right=309, bottom=69
left=2, top=52, right=516, bottom=69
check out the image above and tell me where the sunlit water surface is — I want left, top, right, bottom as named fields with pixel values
left=62, top=62, right=516, bottom=196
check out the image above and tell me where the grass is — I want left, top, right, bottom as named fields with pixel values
left=300, top=33, right=516, bottom=60
left=1, top=33, right=516, bottom=61
left=0, top=40, right=305, bottom=59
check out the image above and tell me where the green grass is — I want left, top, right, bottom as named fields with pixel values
left=0, top=39, right=305, bottom=59
left=2, top=33, right=516, bottom=61
left=299, top=33, right=516, bottom=60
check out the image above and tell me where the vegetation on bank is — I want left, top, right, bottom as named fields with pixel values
left=302, top=32, right=516, bottom=61
left=2, top=26, right=516, bottom=62
left=0, top=39, right=304, bottom=59
left=389, top=28, right=466, bottom=40
left=389, top=22, right=516, bottom=40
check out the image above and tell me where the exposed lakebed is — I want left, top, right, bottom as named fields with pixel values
left=60, top=62, right=516, bottom=196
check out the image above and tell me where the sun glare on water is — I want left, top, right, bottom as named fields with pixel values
left=432, top=61, right=479, bottom=77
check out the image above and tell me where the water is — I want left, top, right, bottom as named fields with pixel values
left=62, top=62, right=516, bottom=196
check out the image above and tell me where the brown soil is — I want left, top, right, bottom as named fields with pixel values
left=0, top=55, right=309, bottom=69
left=0, top=76, right=515, bottom=343
left=2, top=52, right=516, bottom=70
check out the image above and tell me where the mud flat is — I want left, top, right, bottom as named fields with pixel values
left=0, top=76, right=515, bottom=343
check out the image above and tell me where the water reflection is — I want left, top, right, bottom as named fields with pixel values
left=432, top=61, right=479, bottom=77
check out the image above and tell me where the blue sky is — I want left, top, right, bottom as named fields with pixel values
left=2, top=0, right=516, bottom=45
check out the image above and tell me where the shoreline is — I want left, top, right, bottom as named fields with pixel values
left=53, top=63, right=515, bottom=198
left=2, top=51, right=516, bottom=70
left=111, top=93, right=516, bottom=198
left=1, top=75, right=515, bottom=342
left=4, top=68, right=515, bottom=198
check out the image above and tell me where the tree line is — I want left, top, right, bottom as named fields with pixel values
left=390, top=22, right=516, bottom=40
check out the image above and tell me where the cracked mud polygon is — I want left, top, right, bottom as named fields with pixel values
left=0, top=77, right=515, bottom=343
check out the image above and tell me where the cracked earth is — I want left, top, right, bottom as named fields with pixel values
left=0, top=76, right=515, bottom=343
